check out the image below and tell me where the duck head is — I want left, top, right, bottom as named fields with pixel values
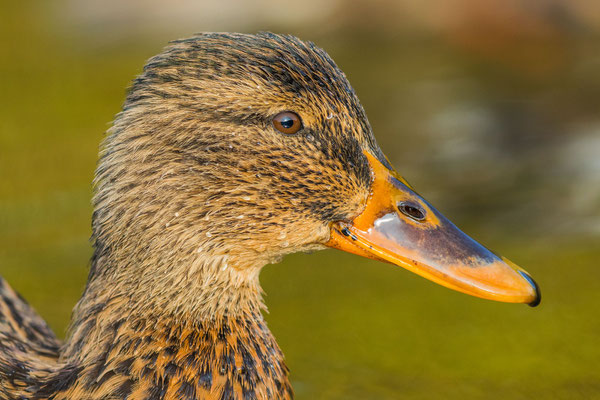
left=93, top=32, right=539, bottom=319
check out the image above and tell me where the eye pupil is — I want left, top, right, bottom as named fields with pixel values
left=273, top=111, right=302, bottom=134
left=280, top=117, right=294, bottom=129
left=398, top=202, right=426, bottom=221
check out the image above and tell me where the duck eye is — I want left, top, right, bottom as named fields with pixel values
left=398, top=202, right=426, bottom=221
left=272, top=111, right=302, bottom=134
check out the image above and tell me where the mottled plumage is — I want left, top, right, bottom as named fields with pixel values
left=0, top=33, right=388, bottom=399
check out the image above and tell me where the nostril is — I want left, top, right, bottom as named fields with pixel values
left=398, top=202, right=426, bottom=221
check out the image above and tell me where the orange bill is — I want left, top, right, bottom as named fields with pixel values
left=326, top=151, right=541, bottom=306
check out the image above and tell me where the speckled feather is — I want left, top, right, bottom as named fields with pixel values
left=0, top=32, right=387, bottom=399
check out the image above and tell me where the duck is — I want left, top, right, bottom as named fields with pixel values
left=0, top=32, right=540, bottom=400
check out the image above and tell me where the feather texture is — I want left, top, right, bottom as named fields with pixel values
left=0, top=32, right=385, bottom=399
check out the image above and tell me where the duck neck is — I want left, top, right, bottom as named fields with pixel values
left=58, top=251, right=293, bottom=399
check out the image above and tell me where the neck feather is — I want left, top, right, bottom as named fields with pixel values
left=47, top=249, right=294, bottom=399
left=85, top=241, right=267, bottom=320
left=55, top=306, right=293, bottom=399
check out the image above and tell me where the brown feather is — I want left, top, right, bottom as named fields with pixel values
left=0, top=32, right=386, bottom=399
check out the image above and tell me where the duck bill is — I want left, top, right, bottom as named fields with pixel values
left=326, top=152, right=540, bottom=306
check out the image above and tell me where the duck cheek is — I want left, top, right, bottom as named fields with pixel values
left=269, top=221, right=331, bottom=255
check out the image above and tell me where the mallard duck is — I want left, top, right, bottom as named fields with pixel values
left=0, top=32, right=539, bottom=400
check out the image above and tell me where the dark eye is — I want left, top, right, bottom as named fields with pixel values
left=273, top=111, right=302, bottom=134
left=398, top=202, right=426, bottom=221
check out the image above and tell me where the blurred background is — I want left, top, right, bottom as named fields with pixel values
left=1, top=0, right=599, bottom=398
